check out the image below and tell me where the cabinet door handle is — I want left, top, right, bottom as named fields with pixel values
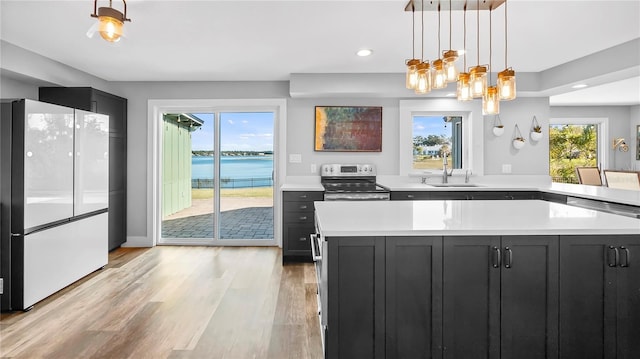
left=620, top=246, right=630, bottom=267
left=310, top=234, right=322, bottom=262
left=608, top=246, right=619, bottom=267
left=299, top=195, right=307, bottom=199
left=299, top=216, right=308, bottom=221
left=299, top=205, right=308, bottom=210
left=504, top=247, right=513, bottom=268
left=493, top=246, right=501, bottom=268
left=406, top=194, right=414, bottom=199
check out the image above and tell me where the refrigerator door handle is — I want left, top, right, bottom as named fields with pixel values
left=10, top=233, right=21, bottom=237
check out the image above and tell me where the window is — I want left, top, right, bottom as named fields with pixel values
left=412, top=115, right=462, bottom=170
left=549, top=118, right=609, bottom=184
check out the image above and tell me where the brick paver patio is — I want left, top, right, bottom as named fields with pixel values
left=161, top=207, right=274, bottom=239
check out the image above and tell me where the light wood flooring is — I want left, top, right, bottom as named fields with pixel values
left=0, top=246, right=323, bottom=359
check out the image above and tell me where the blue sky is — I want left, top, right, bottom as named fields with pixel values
left=413, top=116, right=451, bottom=138
left=191, top=112, right=274, bottom=151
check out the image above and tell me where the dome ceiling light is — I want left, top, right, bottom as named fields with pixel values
left=88, top=0, right=131, bottom=43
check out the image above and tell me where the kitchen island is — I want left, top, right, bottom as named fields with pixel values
left=312, top=200, right=640, bottom=359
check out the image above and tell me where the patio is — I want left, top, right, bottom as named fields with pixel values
left=161, top=198, right=274, bottom=239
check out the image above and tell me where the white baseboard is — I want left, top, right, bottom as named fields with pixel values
left=122, top=236, right=154, bottom=248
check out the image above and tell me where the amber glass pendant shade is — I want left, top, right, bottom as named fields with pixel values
left=457, top=72, right=472, bottom=101
left=497, top=68, right=517, bottom=100
left=415, top=62, right=432, bottom=94
left=406, top=59, right=421, bottom=90
left=470, top=65, right=487, bottom=98
left=483, top=86, right=500, bottom=115
left=431, top=59, right=447, bottom=89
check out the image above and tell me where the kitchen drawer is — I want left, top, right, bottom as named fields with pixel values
left=283, top=191, right=324, bottom=202
left=283, top=211, right=315, bottom=225
left=285, top=226, right=314, bottom=252
left=284, top=201, right=315, bottom=212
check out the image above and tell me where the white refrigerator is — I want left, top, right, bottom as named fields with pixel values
left=1, top=99, right=109, bottom=311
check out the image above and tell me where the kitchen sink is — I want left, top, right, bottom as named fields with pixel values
left=428, top=183, right=484, bottom=187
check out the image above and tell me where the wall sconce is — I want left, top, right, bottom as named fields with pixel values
left=613, top=138, right=629, bottom=152
left=87, top=0, right=131, bottom=43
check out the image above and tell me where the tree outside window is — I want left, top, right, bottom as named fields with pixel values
left=549, top=124, right=597, bottom=183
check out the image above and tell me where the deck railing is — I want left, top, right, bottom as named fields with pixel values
left=192, top=177, right=273, bottom=189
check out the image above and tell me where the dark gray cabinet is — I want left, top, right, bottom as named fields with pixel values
left=327, top=236, right=385, bottom=359
left=385, top=236, right=443, bottom=359
left=442, top=235, right=558, bottom=359
left=559, top=235, right=640, bottom=359
left=39, top=87, right=127, bottom=251
left=391, top=190, right=542, bottom=201
left=282, top=191, right=322, bottom=261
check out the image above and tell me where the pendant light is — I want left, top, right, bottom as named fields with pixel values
left=443, top=0, right=459, bottom=83
left=406, top=1, right=420, bottom=89
left=415, top=0, right=432, bottom=94
left=457, top=5, right=472, bottom=101
left=87, top=0, right=131, bottom=43
left=470, top=0, right=487, bottom=98
left=483, top=6, right=499, bottom=115
left=497, top=0, right=517, bottom=100
left=431, top=5, right=447, bottom=90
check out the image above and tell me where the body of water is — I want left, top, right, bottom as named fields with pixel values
left=192, top=156, right=273, bottom=188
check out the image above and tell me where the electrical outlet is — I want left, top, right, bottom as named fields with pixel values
left=311, top=164, right=317, bottom=173
left=502, top=164, right=512, bottom=174
left=289, top=154, right=302, bottom=163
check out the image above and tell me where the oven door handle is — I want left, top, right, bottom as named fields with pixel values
left=310, top=233, right=322, bottom=262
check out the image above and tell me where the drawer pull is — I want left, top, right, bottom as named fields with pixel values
left=608, top=246, right=619, bottom=267
left=620, top=246, right=630, bottom=267
left=298, top=237, right=307, bottom=241
left=493, top=246, right=501, bottom=268
left=406, top=194, right=414, bottom=199
left=299, top=205, right=308, bottom=210
left=299, top=195, right=308, bottom=199
left=299, top=216, right=307, bottom=221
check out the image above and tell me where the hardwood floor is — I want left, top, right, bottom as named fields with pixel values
left=0, top=247, right=323, bottom=359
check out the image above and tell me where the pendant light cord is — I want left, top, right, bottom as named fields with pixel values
left=463, top=5, right=467, bottom=69
left=411, top=1, right=415, bottom=59
left=448, top=0, right=452, bottom=50
left=504, top=0, right=508, bottom=68
left=489, top=7, right=492, bottom=81
left=437, top=5, right=441, bottom=56
left=421, top=0, right=424, bottom=60
left=476, top=0, right=480, bottom=65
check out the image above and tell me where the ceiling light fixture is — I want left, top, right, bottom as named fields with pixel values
left=497, top=0, right=516, bottom=100
left=483, top=6, right=499, bottom=115
left=415, top=0, right=432, bottom=94
left=406, top=2, right=420, bottom=89
left=457, top=5, right=472, bottom=101
left=572, top=84, right=588, bottom=89
left=88, top=0, right=131, bottom=43
left=405, top=0, right=510, bottom=111
left=470, top=0, right=488, bottom=98
left=431, top=5, right=448, bottom=90
left=443, top=0, right=459, bottom=83
left=357, top=49, right=373, bottom=57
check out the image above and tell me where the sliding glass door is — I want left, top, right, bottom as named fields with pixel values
left=160, top=110, right=274, bottom=245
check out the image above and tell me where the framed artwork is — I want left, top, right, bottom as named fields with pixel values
left=637, top=125, right=640, bottom=160
left=314, top=106, right=383, bottom=152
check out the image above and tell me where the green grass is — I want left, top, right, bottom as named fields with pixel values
left=191, top=187, right=273, bottom=200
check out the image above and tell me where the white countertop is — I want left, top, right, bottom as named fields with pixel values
left=314, top=200, right=640, bottom=237
left=281, top=175, right=640, bottom=207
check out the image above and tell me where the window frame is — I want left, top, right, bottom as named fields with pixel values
left=549, top=117, right=609, bottom=175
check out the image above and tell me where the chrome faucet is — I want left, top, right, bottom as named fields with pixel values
left=442, top=154, right=453, bottom=183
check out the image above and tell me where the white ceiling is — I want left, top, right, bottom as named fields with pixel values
left=1, top=0, right=639, bottom=105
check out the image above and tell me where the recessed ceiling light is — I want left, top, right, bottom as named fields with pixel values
left=446, top=92, right=456, bottom=97
left=356, top=49, right=373, bottom=57
left=572, top=84, right=588, bottom=89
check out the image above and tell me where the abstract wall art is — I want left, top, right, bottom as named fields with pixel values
left=314, top=106, right=382, bottom=152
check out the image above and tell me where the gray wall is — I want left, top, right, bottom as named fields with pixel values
left=550, top=106, right=633, bottom=170
left=1, top=43, right=637, bottom=244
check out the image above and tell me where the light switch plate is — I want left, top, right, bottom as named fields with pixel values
left=502, top=164, right=512, bottom=174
